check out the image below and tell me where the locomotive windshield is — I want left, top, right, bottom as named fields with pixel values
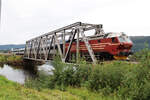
left=119, top=36, right=132, bottom=43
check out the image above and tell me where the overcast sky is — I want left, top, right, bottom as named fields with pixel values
left=0, top=0, right=150, bottom=44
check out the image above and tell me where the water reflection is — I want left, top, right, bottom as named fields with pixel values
left=37, top=62, right=54, bottom=75
left=0, top=62, right=54, bottom=84
left=0, top=65, right=31, bottom=84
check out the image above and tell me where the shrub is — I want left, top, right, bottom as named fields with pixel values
left=0, top=55, right=7, bottom=63
left=117, top=64, right=150, bottom=100
left=88, top=61, right=129, bottom=93
left=25, top=71, right=51, bottom=91
left=25, top=48, right=150, bottom=100
left=7, top=55, right=22, bottom=62
left=51, top=60, right=92, bottom=88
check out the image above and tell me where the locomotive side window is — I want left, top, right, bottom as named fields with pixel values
left=98, top=40, right=101, bottom=43
left=112, top=37, right=116, bottom=43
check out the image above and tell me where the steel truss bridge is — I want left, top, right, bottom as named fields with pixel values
left=24, top=22, right=104, bottom=64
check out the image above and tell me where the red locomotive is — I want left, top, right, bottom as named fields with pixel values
left=24, top=22, right=133, bottom=62
left=65, top=32, right=133, bottom=60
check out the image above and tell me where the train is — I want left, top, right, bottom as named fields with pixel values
left=24, top=22, right=133, bottom=62
left=65, top=32, right=133, bottom=61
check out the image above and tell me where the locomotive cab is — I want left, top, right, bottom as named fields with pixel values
left=118, top=33, right=133, bottom=50
left=113, top=33, right=133, bottom=60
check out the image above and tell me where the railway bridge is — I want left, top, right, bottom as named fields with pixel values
left=23, top=22, right=105, bottom=64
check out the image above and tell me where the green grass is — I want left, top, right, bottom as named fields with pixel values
left=0, top=75, right=79, bottom=100
left=0, top=75, right=120, bottom=100
left=66, top=87, right=121, bottom=100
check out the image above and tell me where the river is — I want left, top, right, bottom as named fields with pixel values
left=0, top=62, right=54, bottom=84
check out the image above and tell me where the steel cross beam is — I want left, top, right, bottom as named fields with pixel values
left=27, top=22, right=102, bottom=42
left=24, top=22, right=103, bottom=63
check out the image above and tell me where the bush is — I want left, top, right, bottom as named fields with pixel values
left=25, top=72, right=51, bottom=91
left=116, top=48, right=150, bottom=100
left=0, top=55, right=7, bottom=63
left=7, top=55, right=22, bottom=62
left=88, top=62, right=129, bottom=94
left=117, top=64, right=150, bottom=100
left=0, top=55, right=23, bottom=66
left=25, top=48, right=150, bottom=100
left=50, top=56, right=92, bottom=88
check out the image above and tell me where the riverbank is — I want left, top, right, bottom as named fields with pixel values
left=0, top=75, right=117, bottom=100
left=0, top=54, right=24, bottom=66
left=0, top=75, right=76, bottom=100
left=0, top=54, right=44, bottom=67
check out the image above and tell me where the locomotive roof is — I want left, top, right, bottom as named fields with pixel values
left=106, top=32, right=127, bottom=38
left=88, top=32, right=127, bottom=40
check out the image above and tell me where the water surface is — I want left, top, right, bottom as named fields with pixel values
left=0, top=62, right=54, bottom=84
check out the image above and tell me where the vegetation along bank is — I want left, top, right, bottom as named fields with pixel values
left=1, top=48, right=150, bottom=100
left=24, top=48, right=150, bottom=100
left=0, top=54, right=24, bottom=66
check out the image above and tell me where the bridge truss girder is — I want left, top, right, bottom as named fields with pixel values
left=24, top=22, right=104, bottom=64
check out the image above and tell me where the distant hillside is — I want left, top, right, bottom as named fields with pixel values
left=130, top=36, right=150, bottom=52
left=0, top=36, right=149, bottom=51
left=0, top=44, right=25, bottom=50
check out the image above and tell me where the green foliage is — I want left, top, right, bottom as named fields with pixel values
left=25, top=72, right=51, bottom=91
left=129, top=43, right=150, bottom=62
left=88, top=62, right=126, bottom=93
left=7, top=55, right=22, bottom=62
left=25, top=48, right=150, bottom=100
left=117, top=64, right=150, bottom=100
left=0, top=55, right=7, bottom=63
left=0, top=54, right=23, bottom=66
left=50, top=57, right=92, bottom=89
left=0, top=54, right=22, bottom=62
